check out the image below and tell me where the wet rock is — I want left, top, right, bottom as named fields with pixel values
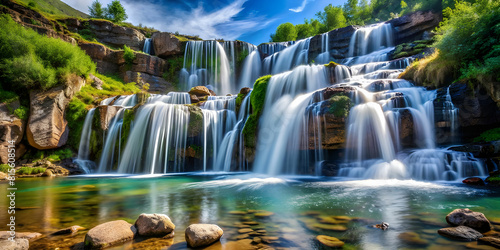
left=252, top=237, right=262, bottom=244
left=97, top=106, right=122, bottom=131
left=236, top=234, right=250, bottom=240
left=189, top=86, right=212, bottom=97
left=316, top=235, right=345, bottom=248
left=42, top=169, right=55, bottom=177
left=151, top=32, right=182, bottom=58
left=373, top=222, right=390, bottom=230
left=462, top=177, right=486, bottom=186
left=0, top=231, right=42, bottom=242
left=261, top=236, right=280, bottom=244
left=185, top=224, right=223, bottom=248
left=0, top=239, right=29, bottom=250
left=84, top=220, right=136, bottom=249
left=478, top=237, right=500, bottom=248
left=254, top=211, right=274, bottom=218
left=242, top=221, right=259, bottom=225
left=466, top=241, right=499, bottom=250
left=438, top=226, right=483, bottom=241
left=229, top=211, right=247, bottom=215
left=238, top=228, right=253, bottom=234
left=239, top=87, right=252, bottom=96
left=446, top=208, right=492, bottom=233
left=313, top=223, right=348, bottom=232
left=134, top=213, right=175, bottom=236
left=398, top=232, right=429, bottom=246
left=52, top=225, right=85, bottom=235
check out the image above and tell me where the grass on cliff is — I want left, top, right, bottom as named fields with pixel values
left=0, top=14, right=95, bottom=91
left=66, top=73, right=141, bottom=150
left=14, top=0, right=88, bottom=18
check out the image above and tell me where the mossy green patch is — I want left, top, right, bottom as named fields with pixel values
left=187, top=105, right=203, bottom=137
left=242, top=75, right=271, bottom=148
left=474, top=127, right=500, bottom=143
left=324, top=61, right=339, bottom=68
left=0, top=164, right=9, bottom=173
left=16, top=166, right=46, bottom=175
left=162, top=56, right=184, bottom=89
left=46, top=148, right=73, bottom=162
left=13, top=105, right=29, bottom=120
left=120, top=108, right=135, bottom=149
left=327, top=95, right=352, bottom=118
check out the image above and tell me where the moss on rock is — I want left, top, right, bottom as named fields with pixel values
left=391, top=39, right=434, bottom=60
left=327, top=95, right=352, bottom=118
left=324, top=61, right=339, bottom=68
left=242, top=75, right=271, bottom=148
left=187, top=105, right=203, bottom=137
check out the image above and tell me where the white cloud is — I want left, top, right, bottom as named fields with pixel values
left=289, top=0, right=309, bottom=13
left=61, top=0, right=271, bottom=41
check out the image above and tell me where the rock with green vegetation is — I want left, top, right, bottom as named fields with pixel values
left=486, top=171, right=500, bottom=187
left=474, top=128, right=500, bottom=143
left=189, top=86, right=212, bottom=97
left=235, top=87, right=251, bottom=114
left=327, top=95, right=352, bottom=118
left=187, top=105, right=203, bottom=137
left=84, top=220, right=137, bottom=249
left=27, top=75, right=86, bottom=150
left=243, top=75, right=271, bottom=149
left=123, top=45, right=136, bottom=67
left=151, top=32, right=183, bottom=58
left=0, top=101, right=27, bottom=164
left=390, top=39, right=433, bottom=60
left=446, top=208, right=493, bottom=233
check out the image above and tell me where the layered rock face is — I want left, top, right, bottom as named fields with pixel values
left=0, top=101, right=26, bottom=164
left=151, top=32, right=183, bottom=58
left=26, top=75, right=86, bottom=149
left=62, top=18, right=145, bottom=51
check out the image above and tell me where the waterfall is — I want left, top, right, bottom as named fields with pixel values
left=97, top=108, right=126, bottom=172
left=143, top=38, right=152, bottom=55
left=214, top=91, right=252, bottom=172
left=117, top=103, right=190, bottom=174
left=259, top=42, right=291, bottom=55
left=239, top=45, right=262, bottom=90
left=348, top=23, right=393, bottom=57
left=147, top=92, right=191, bottom=104
left=262, top=38, right=311, bottom=75
left=180, top=41, right=235, bottom=95
left=444, top=86, right=459, bottom=134
left=74, top=108, right=96, bottom=173
left=200, top=96, right=237, bottom=171
left=315, top=32, right=330, bottom=64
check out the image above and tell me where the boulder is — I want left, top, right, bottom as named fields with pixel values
left=446, top=208, right=492, bottom=233
left=189, top=86, right=212, bottom=97
left=27, top=75, right=85, bottom=149
left=97, top=106, right=122, bottom=131
left=134, top=213, right=175, bottom=236
left=84, top=220, right=136, bottom=249
left=437, top=226, right=483, bottom=241
left=462, top=177, right=486, bottom=186
left=151, top=32, right=183, bottom=58
left=239, top=87, right=252, bottom=96
left=185, top=224, right=224, bottom=248
left=0, top=231, right=42, bottom=242
left=388, top=11, right=442, bottom=44
left=0, top=239, right=29, bottom=250
left=0, top=101, right=26, bottom=164
left=79, top=42, right=122, bottom=75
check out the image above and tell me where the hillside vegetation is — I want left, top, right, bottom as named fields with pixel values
left=14, top=0, right=88, bottom=18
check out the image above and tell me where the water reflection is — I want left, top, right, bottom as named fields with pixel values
left=0, top=175, right=499, bottom=249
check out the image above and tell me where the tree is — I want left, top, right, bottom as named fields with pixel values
left=270, top=23, right=297, bottom=42
left=105, top=0, right=128, bottom=23
left=89, top=0, right=105, bottom=19
left=316, top=4, right=346, bottom=32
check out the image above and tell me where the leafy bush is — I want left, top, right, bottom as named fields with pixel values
left=123, top=45, right=135, bottom=66
left=0, top=164, right=10, bottom=173
left=328, top=95, right=352, bottom=117
left=0, top=14, right=95, bottom=91
left=16, top=167, right=46, bottom=175
left=474, top=127, right=500, bottom=143
left=13, top=106, right=29, bottom=120
left=47, top=148, right=74, bottom=162
left=0, top=85, right=18, bottom=103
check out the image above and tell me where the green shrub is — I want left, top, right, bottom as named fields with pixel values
left=473, top=127, right=500, bottom=143
left=0, top=164, right=10, bottom=173
left=16, top=166, right=45, bottom=175
left=0, top=86, right=18, bottom=103
left=0, top=14, right=96, bottom=90
left=123, top=45, right=135, bottom=66
left=13, top=106, right=29, bottom=120
left=328, top=95, right=352, bottom=117
left=47, top=148, right=73, bottom=162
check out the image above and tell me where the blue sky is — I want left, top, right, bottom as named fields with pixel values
left=61, top=0, right=347, bottom=45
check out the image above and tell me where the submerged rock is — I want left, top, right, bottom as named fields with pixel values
left=373, top=222, right=390, bottom=230
left=185, top=224, right=223, bottom=248
left=446, top=208, right=492, bottom=233
left=478, top=237, right=500, bottom=248
left=0, top=239, right=29, bottom=250
left=84, top=220, right=136, bottom=249
left=437, top=226, right=483, bottom=241
left=462, top=177, right=486, bottom=186
left=398, top=232, right=429, bottom=246
left=52, top=225, right=85, bottom=235
left=316, top=235, right=345, bottom=248
left=134, top=213, right=175, bottom=236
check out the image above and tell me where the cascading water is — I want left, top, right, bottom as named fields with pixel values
left=73, top=108, right=96, bottom=173
left=259, top=42, right=291, bottom=56
left=315, top=32, right=330, bottom=64
left=239, top=44, right=262, bottom=90
left=143, top=38, right=152, bottom=55
left=348, top=23, right=393, bottom=58
left=97, top=109, right=126, bottom=172
left=147, top=92, right=191, bottom=104
left=214, top=91, right=252, bottom=172
left=262, top=38, right=311, bottom=75
left=180, top=40, right=234, bottom=95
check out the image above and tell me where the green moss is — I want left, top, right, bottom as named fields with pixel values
left=16, top=166, right=46, bottom=175
left=327, top=95, right=352, bottom=117
left=0, top=164, right=10, bottom=173
left=13, top=105, right=29, bottom=120
left=66, top=98, right=88, bottom=150
left=235, top=93, right=246, bottom=114
left=123, top=45, right=136, bottom=67
left=120, top=109, right=135, bottom=148
left=236, top=49, right=249, bottom=68
left=162, top=56, right=184, bottom=89
left=46, top=148, right=73, bottom=162
left=0, top=85, right=18, bottom=103
left=242, top=75, right=272, bottom=148
left=324, top=61, right=339, bottom=68
left=473, top=127, right=500, bottom=143
left=174, top=35, right=188, bottom=42
left=187, top=105, right=203, bottom=137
